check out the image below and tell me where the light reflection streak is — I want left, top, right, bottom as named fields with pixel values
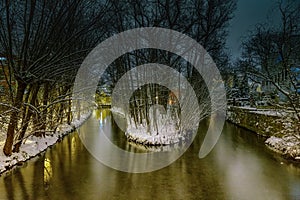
left=43, top=158, right=52, bottom=186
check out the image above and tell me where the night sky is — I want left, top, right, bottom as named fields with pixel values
left=227, top=0, right=281, bottom=60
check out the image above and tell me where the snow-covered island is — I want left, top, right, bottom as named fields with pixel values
left=0, top=112, right=91, bottom=175
left=111, top=106, right=191, bottom=146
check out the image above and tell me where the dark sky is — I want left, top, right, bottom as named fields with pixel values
left=226, top=0, right=281, bottom=60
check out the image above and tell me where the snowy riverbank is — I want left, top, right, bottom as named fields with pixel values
left=0, top=112, right=91, bottom=175
left=265, top=135, right=300, bottom=161
left=227, top=106, right=300, bottom=161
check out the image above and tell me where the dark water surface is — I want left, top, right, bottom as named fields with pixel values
left=1, top=109, right=300, bottom=200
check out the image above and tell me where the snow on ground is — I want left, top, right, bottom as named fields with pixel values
left=230, top=105, right=294, bottom=117
left=126, top=123, right=185, bottom=145
left=249, top=110, right=291, bottom=117
left=265, top=135, right=300, bottom=160
left=0, top=112, right=91, bottom=175
left=125, top=106, right=188, bottom=146
left=233, top=106, right=257, bottom=110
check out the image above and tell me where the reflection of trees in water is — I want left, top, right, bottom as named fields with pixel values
left=2, top=131, right=89, bottom=199
left=2, top=117, right=300, bottom=199
left=95, top=109, right=110, bottom=126
left=4, top=172, right=14, bottom=200
left=3, top=157, right=42, bottom=199
left=32, top=154, right=46, bottom=199
left=44, top=132, right=91, bottom=199
left=4, top=154, right=49, bottom=199
left=43, top=158, right=52, bottom=188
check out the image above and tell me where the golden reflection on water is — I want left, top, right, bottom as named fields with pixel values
left=2, top=111, right=300, bottom=199
left=94, top=109, right=110, bottom=129
left=94, top=109, right=110, bottom=120
left=43, top=158, right=52, bottom=185
left=71, top=136, right=76, bottom=158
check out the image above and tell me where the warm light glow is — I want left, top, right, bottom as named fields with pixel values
left=44, top=158, right=53, bottom=185
left=100, top=111, right=103, bottom=126
left=71, top=137, right=76, bottom=156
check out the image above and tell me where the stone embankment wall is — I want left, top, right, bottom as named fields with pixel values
left=226, top=106, right=295, bottom=137
left=227, top=106, right=300, bottom=161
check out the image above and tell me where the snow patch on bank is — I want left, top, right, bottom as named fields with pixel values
left=0, top=112, right=91, bottom=175
left=111, top=105, right=189, bottom=150
left=126, top=122, right=186, bottom=145
left=265, top=135, right=300, bottom=160
left=247, top=109, right=294, bottom=117
left=229, top=106, right=293, bottom=117
left=124, top=105, right=190, bottom=146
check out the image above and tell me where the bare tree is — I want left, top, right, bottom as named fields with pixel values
left=241, top=0, right=300, bottom=120
left=0, top=0, right=236, bottom=152
left=105, top=0, right=236, bottom=141
left=0, top=0, right=111, bottom=155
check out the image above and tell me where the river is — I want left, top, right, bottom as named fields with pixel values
left=0, top=109, right=300, bottom=200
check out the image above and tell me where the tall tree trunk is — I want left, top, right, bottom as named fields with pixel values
left=13, top=84, right=40, bottom=153
left=39, top=82, right=49, bottom=135
left=67, top=97, right=72, bottom=124
left=3, top=81, right=27, bottom=156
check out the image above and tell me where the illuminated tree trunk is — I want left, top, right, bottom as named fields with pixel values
left=13, top=84, right=40, bottom=153
left=3, top=81, right=26, bottom=156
